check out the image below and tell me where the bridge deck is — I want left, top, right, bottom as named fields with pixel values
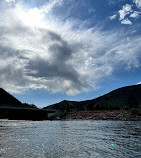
left=0, top=106, right=54, bottom=112
left=0, top=106, right=55, bottom=120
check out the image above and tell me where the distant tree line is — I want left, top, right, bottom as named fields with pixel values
left=59, top=92, right=140, bottom=112
left=22, top=103, right=37, bottom=109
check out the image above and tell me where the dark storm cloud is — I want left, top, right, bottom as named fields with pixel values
left=0, top=23, right=87, bottom=94
left=0, top=45, right=29, bottom=90
left=26, top=30, right=85, bottom=90
left=0, top=1, right=141, bottom=94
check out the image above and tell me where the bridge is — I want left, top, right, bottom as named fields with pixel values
left=0, top=106, right=55, bottom=120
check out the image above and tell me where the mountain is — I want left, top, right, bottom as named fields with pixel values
left=0, top=88, right=37, bottom=108
left=0, top=88, right=23, bottom=107
left=0, top=88, right=38, bottom=119
left=44, top=84, right=141, bottom=111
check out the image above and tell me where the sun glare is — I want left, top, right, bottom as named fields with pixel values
left=24, top=8, right=45, bottom=27
left=15, top=3, right=46, bottom=28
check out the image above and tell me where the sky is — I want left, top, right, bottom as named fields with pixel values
left=0, top=0, right=141, bottom=108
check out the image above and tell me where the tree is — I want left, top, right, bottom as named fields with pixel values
left=87, top=103, right=94, bottom=111
left=23, top=103, right=37, bottom=108
left=127, top=92, right=139, bottom=109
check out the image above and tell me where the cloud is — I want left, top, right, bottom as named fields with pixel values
left=112, top=2, right=141, bottom=25
left=130, top=11, right=141, bottom=18
left=41, top=0, right=63, bottom=14
left=5, top=0, right=15, bottom=2
left=0, top=2, right=141, bottom=95
left=119, top=4, right=133, bottom=20
left=121, top=18, right=132, bottom=25
left=137, top=82, right=141, bottom=85
left=109, top=14, right=117, bottom=20
left=133, top=0, right=141, bottom=8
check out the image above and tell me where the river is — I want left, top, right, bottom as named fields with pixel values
left=0, top=120, right=141, bottom=158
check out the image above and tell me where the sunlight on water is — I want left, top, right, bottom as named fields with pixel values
left=0, top=120, right=141, bottom=158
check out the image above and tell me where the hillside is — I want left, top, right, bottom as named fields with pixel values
left=0, top=88, right=38, bottom=119
left=0, top=88, right=38, bottom=109
left=0, top=88, right=23, bottom=107
left=44, top=84, right=141, bottom=111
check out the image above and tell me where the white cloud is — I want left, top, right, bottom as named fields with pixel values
left=109, top=14, right=117, bottom=20
left=130, top=11, right=141, bottom=18
left=5, top=0, right=15, bottom=2
left=133, top=0, right=141, bottom=8
left=119, top=4, right=133, bottom=20
left=0, top=2, right=141, bottom=95
left=137, top=82, right=141, bottom=85
left=121, top=18, right=133, bottom=25
left=116, top=2, right=141, bottom=25
left=41, top=0, right=63, bottom=14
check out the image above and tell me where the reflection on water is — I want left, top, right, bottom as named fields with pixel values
left=0, top=120, right=141, bottom=158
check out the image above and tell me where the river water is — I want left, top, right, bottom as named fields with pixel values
left=0, top=120, right=141, bottom=158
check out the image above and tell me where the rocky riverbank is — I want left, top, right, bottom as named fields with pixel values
left=59, top=110, right=141, bottom=121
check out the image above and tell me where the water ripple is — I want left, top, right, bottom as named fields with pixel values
left=0, top=120, right=141, bottom=158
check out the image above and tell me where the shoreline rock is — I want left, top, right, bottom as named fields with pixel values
left=58, top=110, right=141, bottom=121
